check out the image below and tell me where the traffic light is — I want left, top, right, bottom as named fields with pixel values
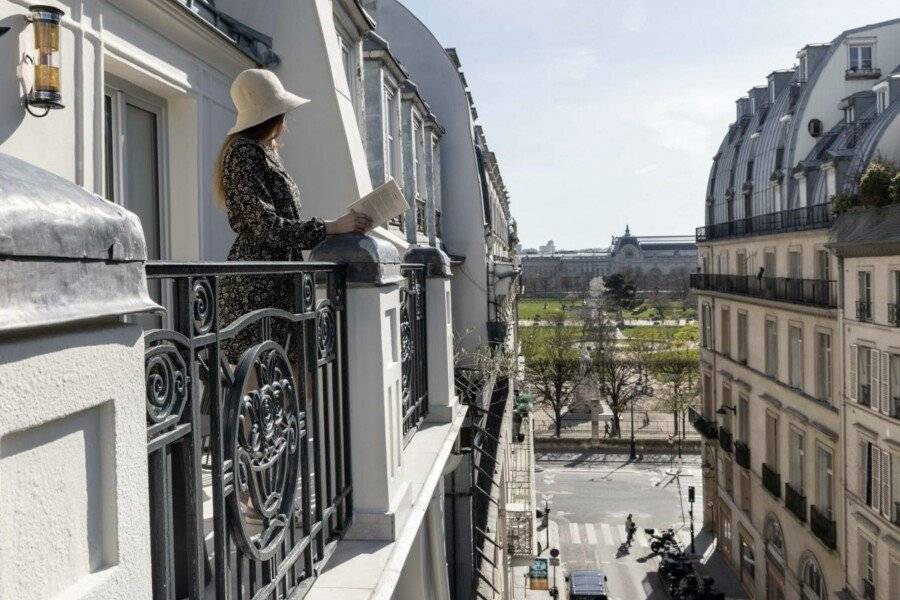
left=688, top=486, right=695, bottom=503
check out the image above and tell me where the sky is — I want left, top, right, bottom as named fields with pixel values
left=398, top=0, right=900, bottom=250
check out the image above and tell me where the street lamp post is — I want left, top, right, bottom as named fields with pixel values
left=629, top=391, right=636, bottom=460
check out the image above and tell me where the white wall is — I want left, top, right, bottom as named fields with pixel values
left=369, top=0, right=490, bottom=352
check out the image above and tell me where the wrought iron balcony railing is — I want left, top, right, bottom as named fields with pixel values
left=857, top=300, right=872, bottom=322
left=696, top=202, right=834, bottom=242
left=690, top=273, right=837, bottom=308
left=888, top=303, right=900, bottom=327
left=810, top=504, right=837, bottom=549
left=719, top=426, right=733, bottom=454
left=688, top=406, right=718, bottom=439
left=400, top=265, right=429, bottom=440
left=762, top=463, right=781, bottom=499
left=863, top=579, right=876, bottom=600
left=143, top=261, right=351, bottom=600
left=785, top=483, right=807, bottom=523
left=734, top=440, right=751, bottom=469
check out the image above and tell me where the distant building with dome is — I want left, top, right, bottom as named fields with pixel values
left=520, top=226, right=697, bottom=296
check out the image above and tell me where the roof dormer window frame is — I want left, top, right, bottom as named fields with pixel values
left=846, top=37, right=878, bottom=78
left=874, top=81, right=889, bottom=114
left=845, top=104, right=855, bottom=124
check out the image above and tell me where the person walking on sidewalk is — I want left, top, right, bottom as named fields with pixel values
left=625, top=514, right=636, bottom=545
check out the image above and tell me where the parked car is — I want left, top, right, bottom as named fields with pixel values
left=566, top=569, right=608, bottom=600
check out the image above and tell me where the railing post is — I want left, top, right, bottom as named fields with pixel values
left=310, top=234, right=411, bottom=541
left=404, top=246, right=459, bottom=423
left=0, top=155, right=158, bottom=599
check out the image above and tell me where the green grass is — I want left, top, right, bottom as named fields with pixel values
left=622, top=300, right=695, bottom=320
left=621, top=324, right=698, bottom=343
left=518, top=298, right=582, bottom=322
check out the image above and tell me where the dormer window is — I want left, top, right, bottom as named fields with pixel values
left=799, top=55, right=809, bottom=83
left=848, top=43, right=873, bottom=72
left=845, top=104, right=856, bottom=123
left=875, top=85, right=889, bottom=113
left=750, top=96, right=756, bottom=115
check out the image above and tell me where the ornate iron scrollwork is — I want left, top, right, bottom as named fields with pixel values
left=225, top=341, right=301, bottom=561
left=145, top=343, right=188, bottom=424
left=399, top=283, right=412, bottom=398
left=192, top=277, right=215, bottom=334
left=316, top=301, right=336, bottom=360
left=301, top=273, right=315, bottom=312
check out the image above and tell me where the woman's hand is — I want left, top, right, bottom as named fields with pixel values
left=325, top=210, right=372, bottom=235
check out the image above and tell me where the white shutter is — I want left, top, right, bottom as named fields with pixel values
left=880, top=352, right=890, bottom=414
left=870, top=348, right=880, bottom=407
left=859, top=440, right=868, bottom=497
left=850, top=345, right=858, bottom=401
left=872, top=448, right=881, bottom=509
left=881, top=450, right=891, bottom=517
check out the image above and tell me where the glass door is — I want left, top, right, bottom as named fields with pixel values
left=104, top=79, right=168, bottom=327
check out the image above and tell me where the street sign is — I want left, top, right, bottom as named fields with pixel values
left=550, top=548, right=560, bottom=558
left=528, top=558, right=549, bottom=590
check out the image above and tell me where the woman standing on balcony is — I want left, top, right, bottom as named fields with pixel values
left=215, top=69, right=370, bottom=361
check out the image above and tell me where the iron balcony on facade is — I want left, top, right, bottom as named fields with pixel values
left=888, top=303, right=900, bottom=327
left=784, top=483, right=807, bottom=523
left=810, top=504, right=837, bottom=549
left=143, top=261, right=352, bottom=600
left=762, top=463, right=781, bottom=499
left=857, top=300, right=872, bottom=322
left=688, top=406, right=718, bottom=439
left=695, top=201, right=835, bottom=242
left=863, top=579, right=876, bottom=600
left=718, top=426, right=733, bottom=454
left=734, top=440, right=751, bottom=469
left=690, top=273, right=837, bottom=308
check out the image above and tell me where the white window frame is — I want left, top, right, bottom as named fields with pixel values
left=382, top=80, right=400, bottom=183
left=848, top=41, right=875, bottom=72
left=765, top=318, right=779, bottom=379
left=815, top=443, right=834, bottom=517
left=789, top=428, right=805, bottom=493
left=815, top=331, right=832, bottom=403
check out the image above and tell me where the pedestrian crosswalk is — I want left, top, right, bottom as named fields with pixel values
left=560, top=521, right=693, bottom=550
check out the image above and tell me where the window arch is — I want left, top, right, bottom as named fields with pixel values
left=799, top=553, right=826, bottom=599
left=764, top=515, right=786, bottom=564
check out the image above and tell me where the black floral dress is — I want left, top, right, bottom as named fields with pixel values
left=218, top=136, right=327, bottom=364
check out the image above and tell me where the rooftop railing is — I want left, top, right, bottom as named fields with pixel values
left=690, top=273, right=837, bottom=308
left=143, top=261, right=351, bottom=600
left=696, top=202, right=835, bottom=242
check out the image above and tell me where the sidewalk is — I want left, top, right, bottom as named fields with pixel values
left=687, top=529, right=749, bottom=599
left=512, top=520, right=568, bottom=600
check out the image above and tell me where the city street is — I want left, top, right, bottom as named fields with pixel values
left=535, top=453, right=706, bottom=600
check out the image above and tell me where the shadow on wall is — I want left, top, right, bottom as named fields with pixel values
left=0, top=15, right=27, bottom=145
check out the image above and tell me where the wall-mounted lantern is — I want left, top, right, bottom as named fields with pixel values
left=25, top=5, right=64, bottom=116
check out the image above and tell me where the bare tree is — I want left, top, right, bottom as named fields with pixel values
left=650, top=349, right=700, bottom=435
left=592, top=339, right=646, bottom=438
left=521, top=314, right=589, bottom=438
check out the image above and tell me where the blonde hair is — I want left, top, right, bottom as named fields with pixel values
left=213, top=114, right=286, bottom=211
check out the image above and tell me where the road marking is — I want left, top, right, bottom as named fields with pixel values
left=635, top=529, right=650, bottom=548
left=569, top=522, right=582, bottom=544
left=600, top=523, right=613, bottom=545
left=585, top=523, right=598, bottom=545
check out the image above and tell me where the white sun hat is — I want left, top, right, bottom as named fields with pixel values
left=228, top=69, right=310, bottom=135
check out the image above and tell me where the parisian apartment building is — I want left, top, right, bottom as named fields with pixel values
left=691, top=18, right=900, bottom=600
left=0, top=2, right=530, bottom=600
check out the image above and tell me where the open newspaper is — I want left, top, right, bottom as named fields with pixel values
left=347, top=179, right=408, bottom=229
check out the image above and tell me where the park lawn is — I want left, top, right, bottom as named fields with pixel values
left=622, top=299, right=695, bottom=320
left=518, top=298, right=583, bottom=322
left=621, top=324, right=698, bottom=343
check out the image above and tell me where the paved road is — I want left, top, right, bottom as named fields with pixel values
left=536, top=453, right=703, bottom=600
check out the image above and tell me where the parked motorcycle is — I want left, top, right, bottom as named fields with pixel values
left=644, top=527, right=681, bottom=554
